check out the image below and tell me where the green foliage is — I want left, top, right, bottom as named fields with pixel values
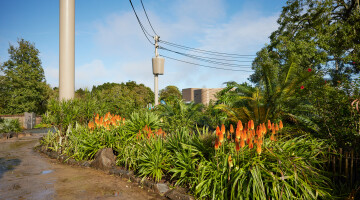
left=0, top=39, right=51, bottom=114
left=137, top=138, right=170, bottom=182
left=92, top=81, right=154, bottom=117
left=156, top=99, right=203, bottom=133
left=306, top=77, right=360, bottom=150
left=197, top=102, right=227, bottom=130
left=44, top=98, right=106, bottom=133
left=159, top=85, right=182, bottom=102
left=126, top=110, right=161, bottom=133
left=0, top=118, right=22, bottom=133
left=40, top=113, right=333, bottom=198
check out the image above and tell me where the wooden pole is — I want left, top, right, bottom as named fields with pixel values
left=351, top=150, right=354, bottom=186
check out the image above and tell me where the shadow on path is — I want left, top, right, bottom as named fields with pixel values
left=0, top=157, right=21, bottom=179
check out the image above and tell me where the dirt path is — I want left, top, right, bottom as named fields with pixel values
left=0, top=131, right=167, bottom=200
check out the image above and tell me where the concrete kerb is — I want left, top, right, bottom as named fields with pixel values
left=35, top=144, right=194, bottom=200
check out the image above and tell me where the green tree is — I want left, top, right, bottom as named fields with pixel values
left=247, top=0, right=360, bottom=134
left=159, top=85, right=182, bottom=102
left=0, top=39, right=50, bottom=114
left=93, top=81, right=154, bottom=117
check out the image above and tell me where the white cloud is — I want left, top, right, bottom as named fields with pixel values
left=89, top=0, right=279, bottom=90
left=75, top=59, right=109, bottom=89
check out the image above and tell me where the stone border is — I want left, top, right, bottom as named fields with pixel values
left=0, top=132, right=33, bottom=141
left=35, top=145, right=194, bottom=200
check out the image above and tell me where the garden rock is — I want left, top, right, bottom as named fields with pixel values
left=156, top=183, right=170, bottom=194
left=90, top=148, right=116, bottom=170
left=165, top=188, right=194, bottom=200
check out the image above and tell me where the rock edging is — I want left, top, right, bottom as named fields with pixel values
left=36, top=146, right=194, bottom=200
left=0, top=132, right=33, bottom=141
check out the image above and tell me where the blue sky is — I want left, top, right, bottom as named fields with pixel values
left=0, top=0, right=287, bottom=91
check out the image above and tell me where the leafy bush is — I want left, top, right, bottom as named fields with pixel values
left=126, top=110, right=161, bottom=133
left=137, top=138, right=170, bottom=182
left=0, top=118, right=22, bottom=133
left=156, top=99, right=203, bottom=133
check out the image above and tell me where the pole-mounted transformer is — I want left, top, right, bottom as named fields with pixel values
left=152, top=35, right=164, bottom=106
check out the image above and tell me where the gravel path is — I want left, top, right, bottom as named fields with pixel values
left=0, top=130, right=166, bottom=200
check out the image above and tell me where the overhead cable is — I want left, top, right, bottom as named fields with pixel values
left=159, top=40, right=256, bottom=58
left=140, top=0, right=157, bottom=36
left=129, top=0, right=154, bottom=45
left=159, top=46, right=253, bottom=62
left=159, top=47, right=253, bottom=68
left=160, top=54, right=254, bottom=72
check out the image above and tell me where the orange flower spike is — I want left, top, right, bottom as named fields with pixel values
left=227, top=131, right=231, bottom=140
left=235, top=128, right=241, bottom=140
left=279, top=120, right=283, bottom=130
left=235, top=142, right=240, bottom=152
left=251, top=120, right=255, bottom=130
left=219, top=131, right=224, bottom=144
left=228, top=155, right=233, bottom=168
left=270, top=134, right=276, bottom=141
left=272, top=127, right=276, bottom=135
left=216, top=126, right=220, bottom=136
left=148, top=129, right=152, bottom=139
left=258, top=132, right=262, bottom=140
left=240, top=139, right=245, bottom=148
left=262, top=123, right=265, bottom=132
left=230, top=124, right=234, bottom=134
left=249, top=140, right=254, bottom=149
left=267, top=120, right=271, bottom=130
left=221, top=124, right=226, bottom=135
left=215, top=138, right=220, bottom=150
left=235, top=137, right=239, bottom=143
left=256, top=143, right=262, bottom=155
left=243, top=130, right=248, bottom=141
left=275, top=123, right=279, bottom=132
left=237, top=120, right=243, bottom=131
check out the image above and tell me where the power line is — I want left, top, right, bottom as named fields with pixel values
left=129, top=0, right=154, bottom=45
left=159, top=40, right=256, bottom=58
left=159, top=47, right=253, bottom=68
left=140, top=0, right=157, bottom=36
left=160, top=54, right=254, bottom=72
left=159, top=46, right=253, bottom=63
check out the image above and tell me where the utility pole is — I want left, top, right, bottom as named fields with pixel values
left=152, top=35, right=164, bottom=106
left=59, top=0, right=75, bottom=100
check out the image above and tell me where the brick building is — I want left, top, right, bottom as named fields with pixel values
left=182, top=88, right=223, bottom=105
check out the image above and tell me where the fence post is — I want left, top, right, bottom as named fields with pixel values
left=345, top=151, right=349, bottom=181
left=351, top=150, right=354, bottom=186
left=339, top=148, right=342, bottom=178
left=333, top=150, right=336, bottom=181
